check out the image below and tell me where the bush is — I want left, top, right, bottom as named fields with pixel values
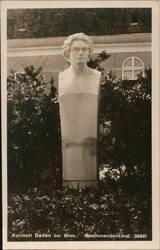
left=99, top=68, right=151, bottom=198
left=8, top=185, right=151, bottom=240
left=7, top=66, right=61, bottom=192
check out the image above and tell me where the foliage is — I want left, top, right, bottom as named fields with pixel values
left=8, top=185, right=151, bottom=240
left=98, top=68, right=151, bottom=197
left=7, top=66, right=61, bottom=192
left=7, top=8, right=151, bottom=39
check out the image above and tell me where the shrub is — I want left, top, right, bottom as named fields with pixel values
left=8, top=185, right=151, bottom=240
left=7, top=66, right=61, bottom=192
left=99, top=68, right=151, bottom=197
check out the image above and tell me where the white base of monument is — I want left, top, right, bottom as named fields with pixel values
left=63, top=180, right=97, bottom=188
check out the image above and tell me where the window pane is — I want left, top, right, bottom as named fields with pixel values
left=124, top=70, right=132, bottom=79
left=124, top=59, right=132, bottom=67
left=44, top=72, right=53, bottom=81
left=131, top=14, right=138, bottom=23
left=42, top=59, right=52, bottom=68
left=20, top=62, right=26, bottom=68
left=134, top=70, right=143, bottom=78
left=14, top=62, right=26, bottom=72
left=134, top=58, right=143, bottom=67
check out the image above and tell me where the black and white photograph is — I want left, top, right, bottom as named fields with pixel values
left=1, top=1, right=160, bottom=250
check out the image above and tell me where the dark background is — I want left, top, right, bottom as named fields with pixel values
left=7, top=8, right=151, bottom=39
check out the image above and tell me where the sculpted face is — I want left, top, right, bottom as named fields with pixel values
left=69, top=40, right=89, bottom=65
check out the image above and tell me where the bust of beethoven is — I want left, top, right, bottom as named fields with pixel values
left=60, top=32, right=101, bottom=78
left=58, top=33, right=101, bottom=188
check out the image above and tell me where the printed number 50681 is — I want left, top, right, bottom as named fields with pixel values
left=134, top=234, right=147, bottom=239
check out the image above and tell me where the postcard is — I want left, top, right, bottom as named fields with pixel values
left=1, top=1, right=160, bottom=250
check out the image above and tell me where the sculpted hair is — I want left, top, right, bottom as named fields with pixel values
left=62, top=33, right=94, bottom=61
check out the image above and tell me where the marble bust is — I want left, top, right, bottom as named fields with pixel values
left=58, top=33, right=101, bottom=188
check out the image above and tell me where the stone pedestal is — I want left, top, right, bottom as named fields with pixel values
left=58, top=69, right=101, bottom=188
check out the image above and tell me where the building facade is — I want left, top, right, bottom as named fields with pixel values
left=7, top=33, right=151, bottom=88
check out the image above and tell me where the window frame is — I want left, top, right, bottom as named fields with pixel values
left=13, top=61, right=27, bottom=79
left=122, top=56, right=144, bottom=80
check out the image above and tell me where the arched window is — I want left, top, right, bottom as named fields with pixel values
left=122, top=56, right=144, bottom=80
left=14, top=61, right=27, bottom=77
left=42, top=58, right=52, bottom=72
left=41, top=58, right=53, bottom=82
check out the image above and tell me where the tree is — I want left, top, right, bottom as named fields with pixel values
left=7, top=8, right=151, bottom=39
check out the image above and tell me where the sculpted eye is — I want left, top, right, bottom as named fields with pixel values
left=82, top=48, right=88, bottom=52
left=71, top=47, right=79, bottom=52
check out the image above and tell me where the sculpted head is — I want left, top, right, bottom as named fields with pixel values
left=62, top=33, right=94, bottom=63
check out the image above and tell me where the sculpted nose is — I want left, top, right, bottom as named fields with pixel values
left=79, top=48, right=83, bottom=54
